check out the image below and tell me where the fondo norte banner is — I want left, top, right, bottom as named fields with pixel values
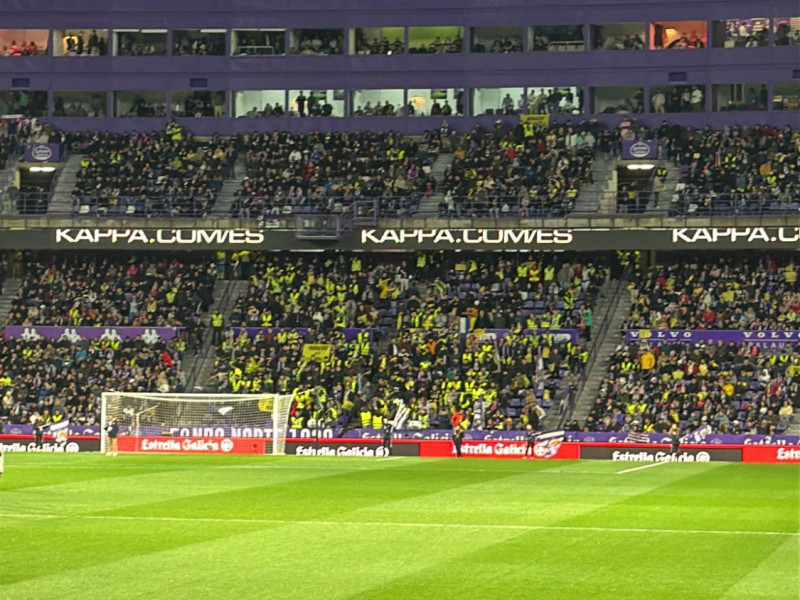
left=0, top=226, right=798, bottom=251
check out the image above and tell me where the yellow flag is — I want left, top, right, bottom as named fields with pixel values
left=302, top=344, right=333, bottom=361
left=521, top=114, right=550, bottom=137
left=640, top=351, right=655, bottom=370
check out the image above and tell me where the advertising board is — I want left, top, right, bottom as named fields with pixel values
left=1, top=227, right=800, bottom=251
left=0, top=435, right=100, bottom=453
left=284, top=439, right=420, bottom=457
left=579, top=444, right=742, bottom=462
left=116, top=436, right=266, bottom=454
left=740, top=445, right=800, bottom=464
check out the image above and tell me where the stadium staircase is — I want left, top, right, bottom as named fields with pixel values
left=568, top=276, right=633, bottom=427
left=574, top=156, right=615, bottom=214
left=211, top=158, right=247, bottom=217
left=48, top=154, right=82, bottom=215
left=0, top=278, right=21, bottom=319
left=183, top=278, right=251, bottom=393
left=645, top=160, right=681, bottom=213
left=418, top=153, right=454, bottom=214
left=0, top=149, right=20, bottom=214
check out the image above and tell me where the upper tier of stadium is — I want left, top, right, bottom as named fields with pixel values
left=2, top=121, right=798, bottom=224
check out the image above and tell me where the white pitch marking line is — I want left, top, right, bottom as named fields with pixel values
left=0, top=513, right=795, bottom=537
left=617, top=462, right=671, bottom=475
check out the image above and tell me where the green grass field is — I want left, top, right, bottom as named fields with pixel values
left=0, top=455, right=797, bottom=600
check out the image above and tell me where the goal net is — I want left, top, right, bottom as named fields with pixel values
left=100, top=393, right=293, bottom=455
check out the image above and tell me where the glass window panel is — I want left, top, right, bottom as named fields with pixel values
left=471, top=26, right=523, bottom=53
left=0, top=29, right=49, bottom=56
left=650, top=21, right=707, bottom=49
left=712, top=83, right=768, bottom=111
left=171, top=91, right=227, bottom=117
left=407, top=88, right=464, bottom=116
left=234, top=90, right=285, bottom=117
left=408, top=27, right=462, bottom=53
left=289, top=89, right=345, bottom=117
left=114, top=91, right=167, bottom=117
left=351, top=89, right=403, bottom=116
left=590, top=23, right=645, bottom=50
left=232, top=29, right=285, bottom=56
left=54, top=91, right=107, bottom=117
left=54, top=29, right=108, bottom=56
left=592, top=86, right=644, bottom=113
left=173, top=29, right=226, bottom=56
left=472, top=87, right=524, bottom=115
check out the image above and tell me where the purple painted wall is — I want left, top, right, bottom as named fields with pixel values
left=0, top=0, right=798, bottom=133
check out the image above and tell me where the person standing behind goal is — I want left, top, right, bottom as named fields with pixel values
left=106, top=416, right=119, bottom=456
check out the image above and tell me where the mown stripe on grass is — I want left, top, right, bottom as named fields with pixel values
left=1, top=513, right=795, bottom=537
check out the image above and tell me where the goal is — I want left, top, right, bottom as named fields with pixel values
left=100, top=393, right=294, bottom=455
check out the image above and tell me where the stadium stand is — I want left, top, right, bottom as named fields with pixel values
left=69, top=126, right=238, bottom=217
left=441, top=123, right=606, bottom=217
left=585, top=341, right=798, bottom=436
left=624, top=254, right=799, bottom=330
left=232, top=131, right=432, bottom=218
left=228, top=253, right=606, bottom=330
left=57, top=119, right=627, bottom=221
left=585, top=254, right=799, bottom=435
left=212, top=324, right=587, bottom=431
left=656, top=123, right=800, bottom=214
left=5, top=253, right=215, bottom=328
left=0, top=337, right=184, bottom=426
left=211, top=252, right=606, bottom=429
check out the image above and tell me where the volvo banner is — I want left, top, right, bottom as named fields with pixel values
left=626, top=329, right=800, bottom=348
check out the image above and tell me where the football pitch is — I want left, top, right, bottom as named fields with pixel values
left=0, top=455, right=797, bottom=600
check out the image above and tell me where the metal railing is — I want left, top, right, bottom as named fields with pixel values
left=557, top=267, right=630, bottom=428
left=185, top=279, right=238, bottom=391
left=0, top=190, right=798, bottom=229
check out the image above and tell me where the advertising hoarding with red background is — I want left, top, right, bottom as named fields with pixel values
left=3, top=435, right=798, bottom=463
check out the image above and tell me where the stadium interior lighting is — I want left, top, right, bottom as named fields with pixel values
left=28, top=166, right=55, bottom=172
left=627, top=164, right=655, bottom=170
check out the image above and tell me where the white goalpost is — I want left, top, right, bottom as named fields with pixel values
left=100, top=392, right=294, bottom=455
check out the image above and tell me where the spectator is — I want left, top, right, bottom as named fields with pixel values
left=70, top=128, right=236, bottom=217
left=624, top=254, right=800, bottom=331
left=652, top=123, right=798, bottom=214
left=585, top=340, right=800, bottom=435
left=441, top=122, right=600, bottom=218
left=0, top=336, right=184, bottom=426
left=232, top=131, right=431, bottom=219
left=5, top=253, right=215, bottom=328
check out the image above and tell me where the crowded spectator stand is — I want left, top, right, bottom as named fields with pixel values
left=70, top=123, right=238, bottom=217
left=586, top=254, right=799, bottom=438
left=210, top=253, right=605, bottom=433
left=440, top=122, right=603, bottom=217
left=636, top=122, right=798, bottom=214
left=5, top=253, right=216, bottom=329
left=232, top=131, right=433, bottom=219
